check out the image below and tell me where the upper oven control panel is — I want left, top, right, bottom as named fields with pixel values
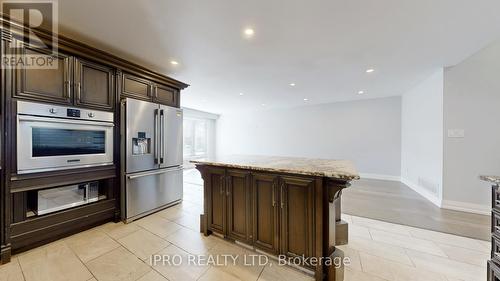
left=67, top=108, right=81, bottom=118
left=17, top=101, right=114, bottom=123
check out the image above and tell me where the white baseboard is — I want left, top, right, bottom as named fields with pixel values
left=441, top=200, right=490, bottom=216
left=359, top=173, right=401, bottom=182
left=401, top=177, right=442, bottom=207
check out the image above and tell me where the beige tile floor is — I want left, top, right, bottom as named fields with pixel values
left=0, top=170, right=491, bottom=281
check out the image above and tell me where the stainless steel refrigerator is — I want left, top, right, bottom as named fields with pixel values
left=121, top=98, right=183, bottom=222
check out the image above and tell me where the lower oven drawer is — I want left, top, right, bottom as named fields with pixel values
left=124, top=166, right=183, bottom=222
left=36, top=182, right=99, bottom=215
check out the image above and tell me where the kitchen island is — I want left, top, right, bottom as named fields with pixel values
left=192, top=155, right=360, bottom=281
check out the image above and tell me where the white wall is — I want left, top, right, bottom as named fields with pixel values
left=216, top=97, right=402, bottom=178
left=401, top=70, right=444, bottom=206
left=442, top=39, right=500, bottom=214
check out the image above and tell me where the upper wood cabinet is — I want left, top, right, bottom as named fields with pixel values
left=13, top=43, right=116, bottom=111
left=153, top=83, right=178, bottom=107
left=74, top=58, right=115, bottom=111
left=121, top=73, right=152, bottom=101
left=121, top=72, right=180, bottom=107
left=14, top=45, right=72, bottom=105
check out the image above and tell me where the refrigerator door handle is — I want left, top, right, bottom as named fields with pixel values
left=154, top=109, right=159, bottom=164
left=160, top=109, right=165, bottom=164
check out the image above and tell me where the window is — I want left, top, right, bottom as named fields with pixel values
left=183, top=118, right=208, bottom=160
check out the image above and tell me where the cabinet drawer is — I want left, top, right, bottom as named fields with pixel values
left=489, top=260, right=500, bottom=281
left=493, top=211, right=500, bottom=236
left=493, top=235, right=500, bottom=262
left=494, top=186, right=500, bottom=211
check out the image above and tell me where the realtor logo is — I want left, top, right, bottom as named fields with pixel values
left=1, top=0, right=58, bottom=69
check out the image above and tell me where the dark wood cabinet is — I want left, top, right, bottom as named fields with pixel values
left=13, top=42, right=116, bottom=111
left=252, top=173, right=280, bottom=254
left=14, top=44, right=72, bottom=105
left=203, top=169, right=316, bottom=257
left=206, top=167, right=226, bottom=235
left=280, top=176, right=315, bottom=260
left=153, top=83, right=178, bottom=107
left=226, top=169, right=252, bottom=243
left=121, top=73, right=152, bottom=101
left=74, top=58, right=115, bottom=110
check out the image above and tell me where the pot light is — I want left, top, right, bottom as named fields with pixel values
left=244, top=28, right=255, bottom=37
left=239, top=93, right=244, bottom=96
left=289, top=83, right=296, bottom=87
left=261, top=103, right=266, bottom=106
left=366, top=68, right=374, bottom=73
left=170, top=60, right=179, bottom=65
left=303, top=98, right=308, bottom=101
left=358, top=90, right=365, bottom=95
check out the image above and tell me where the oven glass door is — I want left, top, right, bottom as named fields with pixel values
left=32, top=128, right=106, bottom=157
left=17, top=115, right=114, bottom=174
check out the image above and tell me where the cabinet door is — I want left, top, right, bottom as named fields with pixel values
left=280, top=176, right=315, bottom=260
left=226, top=170, right=251, bottom=242
left=74, top=58, right=115, bottom=111
left=154, top=84, right=179, bottom=107
left=252, top=173, right=280, bottom=254
left=121, top=73, right=152, bottom=101
left=14, top=44, right=72, bottom=104
left=206, top=167, right=226, bottom=235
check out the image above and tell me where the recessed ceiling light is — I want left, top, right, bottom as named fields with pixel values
left=239, top=93, right=244, bottom=96
left=358, top=90, right=365, bottom=95
left=244, top=28, right=255, bottom=37
left=170, top=60, right=179, bottom=65
left=303, top=98, right=308, bottom=101
left=261, top=103, right=266, bottom=106
left=289, top=83, right=296, bottom=87
left=366, top=68, right=375, bottom=73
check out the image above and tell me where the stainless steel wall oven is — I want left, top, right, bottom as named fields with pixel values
left=17, top=101, right=114, bottom=174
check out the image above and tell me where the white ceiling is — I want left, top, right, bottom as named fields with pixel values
left=57, top=0, right=500, bottom=114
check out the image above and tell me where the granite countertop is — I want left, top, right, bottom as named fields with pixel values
left=191, top=155, right=360, bottom=181
left=480, top=175, right=500, bottom=185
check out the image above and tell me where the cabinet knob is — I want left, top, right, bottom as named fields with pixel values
left=88, top=112, right=95, bottom=118
left=49, top=108, right=57, bottom=114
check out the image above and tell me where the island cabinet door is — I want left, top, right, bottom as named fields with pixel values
left=226, top=170, right=252, bottom=243
left=206, top=167, right=227, bottom=235
left=252, top=173, right=280, bottom=255
left=279, top=176, right=315, bottom=260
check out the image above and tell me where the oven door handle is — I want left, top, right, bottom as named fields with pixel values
left=17, top=115, right=114, bottom=127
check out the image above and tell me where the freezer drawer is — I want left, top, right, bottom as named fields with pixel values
left=125, top=166, right=183, bottom=221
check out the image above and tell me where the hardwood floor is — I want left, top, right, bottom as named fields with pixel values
left=342, top=179, right=490, bottom=241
